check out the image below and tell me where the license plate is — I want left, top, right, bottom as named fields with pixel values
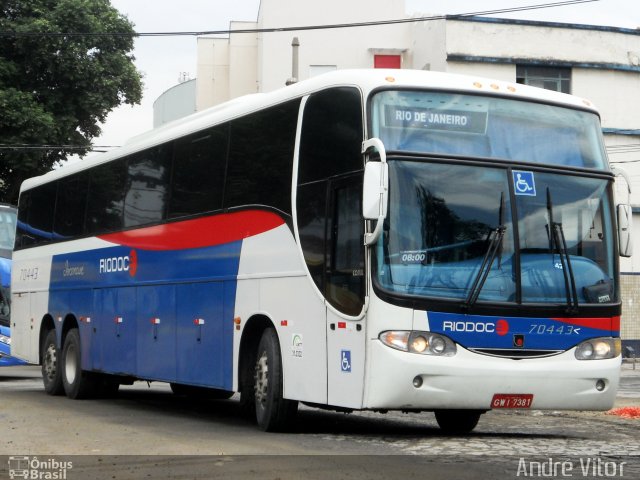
left=491, top=393, right=534, bottom=409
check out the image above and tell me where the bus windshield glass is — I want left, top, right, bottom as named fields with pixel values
left=0, top=206, right=17, bottom=258
left=371, top=90, right=607, bottom=169
left=375, top=160, right=616, bottom=306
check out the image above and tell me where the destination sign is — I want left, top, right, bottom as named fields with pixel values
left=385, top=105, right=488, bottom=134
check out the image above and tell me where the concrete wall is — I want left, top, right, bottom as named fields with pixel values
left=257, top=0, right=409, bottom=92
left=196, top=37, right=230, bottom=110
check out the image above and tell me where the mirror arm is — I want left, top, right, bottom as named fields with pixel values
left=364, top=216, right=384, bottom=246
left=362, top=138, right=387, bottom=164
left=611, top=166, right=632, bottom=205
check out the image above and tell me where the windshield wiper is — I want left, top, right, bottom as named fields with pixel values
left=546, top=188, right=579, bottom=314
left=463, top=193, right=506, bottom=310
left=463, top=226, right=505, bottom=309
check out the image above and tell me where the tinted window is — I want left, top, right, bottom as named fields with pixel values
left=16, top=183, right=57, bottom=247
left=298, top=87, right=363, bottom=184
left=326, top=180, right=364, bottom=315
left=169, top=126, right=227, bottom=219
left=54, top=173, right=89, bottom=238
left=296, top=89, right=364, bottom=312
left=124, top=145, right=171, bottom=228
left=225, top=99, right=300, bottom=213
left=296, top=182, right=327, bottom=291
left=15, top=192, right=31, bottom=249
left=0, top=206, right=16, bottom=255
left=86, top=160, right=126, bottom=234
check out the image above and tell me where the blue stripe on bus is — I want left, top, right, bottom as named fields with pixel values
left=48, top=241, right=242, bottom=389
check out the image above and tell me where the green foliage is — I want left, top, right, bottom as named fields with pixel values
left=0, top=0, right=143, bottom=204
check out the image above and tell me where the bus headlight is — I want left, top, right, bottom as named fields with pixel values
left=575, top=338, right=621, bottom=360
left=379, top=331, right=457, bottom=357
left=0, top=334, right=10, bottom=345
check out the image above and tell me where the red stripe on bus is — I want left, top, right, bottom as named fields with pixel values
left=98, top=210, right=285, bottom=251
left=551, top=316, right=619, bottom=331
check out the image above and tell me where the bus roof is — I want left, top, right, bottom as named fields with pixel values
left=19, top=68, right=600, bottom=192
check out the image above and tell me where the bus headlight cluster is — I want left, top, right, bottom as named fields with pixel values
left=379, top=331, right=457, bottom=356
left=575, top=337, right=621, bottom=360
left=0, top=334, right=10, bottom=345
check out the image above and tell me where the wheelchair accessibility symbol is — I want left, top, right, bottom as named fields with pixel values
left=341, top=350, right=352, bottom=373
left=512, top=170, right=536, bottom=196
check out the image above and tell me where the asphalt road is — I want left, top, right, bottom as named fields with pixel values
left=1, top=363, right=639, bottom=479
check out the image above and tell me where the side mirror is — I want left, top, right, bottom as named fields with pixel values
left=363, top=162, right=388, bottom=221
left=362, top=138, right=388, bottom=246
left=611, top=166, right=633, bottom=258
left=617, top=204, right=633, bottom=257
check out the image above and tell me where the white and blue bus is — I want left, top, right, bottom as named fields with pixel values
left=11, top=70, right=630, bottom=432
left=1, top=203, right=25, bottom=367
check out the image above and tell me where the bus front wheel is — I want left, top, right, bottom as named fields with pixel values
left=254, top=328, right=297, bottom=431
left=41, top=329, right=64, bottom=395
left=61, top=328, right=98, bottom=399
left=434, top=409, right=483, bottom=434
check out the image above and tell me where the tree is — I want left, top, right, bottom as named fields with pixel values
left=0, top=0, right=143, bottom=204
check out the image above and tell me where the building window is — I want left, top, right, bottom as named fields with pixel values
left=374, top=54, right=401, bottom=69
left=516, top=66, right=571, bottom=94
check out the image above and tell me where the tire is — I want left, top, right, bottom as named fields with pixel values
left=434, top=409, right=483, bottom=434
left=170, top=383, right=233, bottom=400
left=61, top=328, right=99, bottom=399
left=41, top=329, right=64, bottom=396
left=254, top=328, right=298, bottom=431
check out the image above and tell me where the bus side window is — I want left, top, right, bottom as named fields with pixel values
left=86, top=159, right=127, bottom=234
left=124, top=144, right=171, bottom=228
left=20, top=183, right=57, bottom=246
left=225, top=99, right=300, bottom=214
left=169, top=125, right=227, bottom=219
left=54, top=173, right=89, bottom=239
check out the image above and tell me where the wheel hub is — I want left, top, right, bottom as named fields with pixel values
left=254, top=352, right=269, bottom=406
left=44, top=343, right=57, bottom=381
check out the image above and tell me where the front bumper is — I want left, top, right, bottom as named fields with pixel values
left=365, top=340, right=620, bottom=411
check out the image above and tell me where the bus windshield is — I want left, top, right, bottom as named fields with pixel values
left=375, top=160, right=616, bottom=306
left=371, top=90, right=607, bottom=169
left=0, top=206, right=17, bottom=259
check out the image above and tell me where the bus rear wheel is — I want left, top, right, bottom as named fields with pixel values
left=254, top=328, right=297, bottom=431
left=41, top=329, right=64, bottom=395
left=434, top=409, right=483, bottom=434
left=61, top=328, right=99, bottom=399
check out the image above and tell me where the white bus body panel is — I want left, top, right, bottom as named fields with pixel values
left=234, top=223, right=328, bottom=403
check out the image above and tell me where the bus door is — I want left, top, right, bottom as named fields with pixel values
left=325, top=177, right=366, bottom=408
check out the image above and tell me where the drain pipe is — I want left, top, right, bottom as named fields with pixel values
left=286, top=37, right=300, bottom=86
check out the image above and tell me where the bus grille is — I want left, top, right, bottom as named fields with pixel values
left=469, top=348, right=563, bottom=359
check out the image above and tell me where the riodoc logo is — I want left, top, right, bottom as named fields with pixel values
left=99, top=249, right=138, bottom=277
left=442, top=319, right=510, bottom=336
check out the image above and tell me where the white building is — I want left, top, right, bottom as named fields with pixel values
left=154, top=1, right=640, bottom=345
